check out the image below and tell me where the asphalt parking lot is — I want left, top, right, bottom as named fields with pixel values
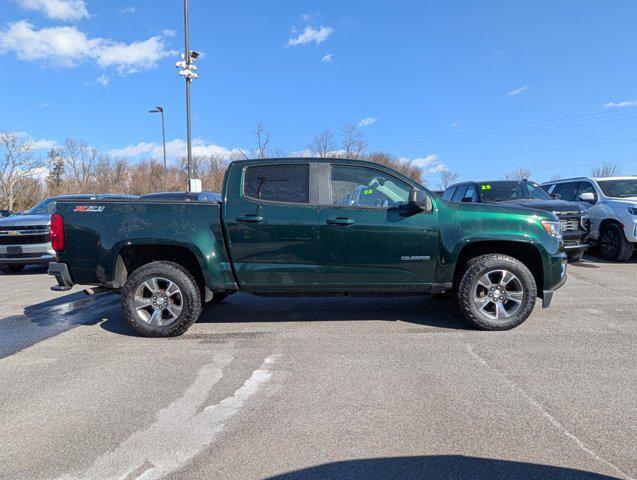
left=0, top=255, right=635, bottom=480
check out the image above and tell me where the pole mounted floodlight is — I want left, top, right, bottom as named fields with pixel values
left=149, top=106, right=168, bottom=191
left=176, top=0, right=200, bottom=192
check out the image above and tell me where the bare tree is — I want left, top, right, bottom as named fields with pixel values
left=309, top=129, right=336, bottom=158
left=591, top=161, right=622, bottom=178
left=504, top=167, right=532, bottom=180
left=62, top=138, right=100, bottom=192
left=46, top=147, right=65, bottom=195
left=365, top=152, right=423, bottom=183
left=0, top=132, right=44, bottom=210
left=341, top=123, right=365, bottom=159
left=437, top=169, right=459, bottom=190
left=254, top=122, right=271, bottom=159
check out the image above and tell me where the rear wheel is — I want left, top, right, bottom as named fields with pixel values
left=122, top=261, right=202, bottom=337
left=600, top=224, right=634, bottom=261
left=457, top=254, right=537, bottom=330
left=0, top=265, right=25, bottom=273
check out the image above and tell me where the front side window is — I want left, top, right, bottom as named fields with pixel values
left=596, top=179, right=637, bottom=198
left=330, top=165, right=411, bottom=208
left=555, top=182, right=579, bottom=201
left=452, top=186, right=468, bottom=202
left=464, top=185, right=479, bottom=202
left=442, top=187, right=456, bottom=201
left=244, top=164, right=309, bottom=203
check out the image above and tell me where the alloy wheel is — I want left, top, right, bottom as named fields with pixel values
left=134, top=277, right=183, bottom=326
left=473, top=269, right=524, bottom=320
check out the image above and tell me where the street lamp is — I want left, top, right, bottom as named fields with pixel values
left=175, top=0, right=200, bottom=192
left=148, top=106, right=168, bottom=191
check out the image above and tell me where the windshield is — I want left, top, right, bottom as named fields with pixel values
left=479, top=181, right=552, bottom=202
left=26, top=197, right=57, bottom=215
left=596, top=179, right=637, bottom=198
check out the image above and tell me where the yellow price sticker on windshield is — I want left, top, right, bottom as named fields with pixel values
left=481, top=184, right=491, bottom=191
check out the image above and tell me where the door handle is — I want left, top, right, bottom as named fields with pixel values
left=236, top=215, right=264, bottom=223
left=326, top=217, right=354, bottom=226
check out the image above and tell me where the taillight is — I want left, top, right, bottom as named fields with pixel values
left=50, top=213, right=65, bottom=252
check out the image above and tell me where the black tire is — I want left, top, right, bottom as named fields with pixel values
left=600, top=224, right=634, bottom=261
left=567, top=251, right=584, bottom=263
left=0, top=265, right=25, bottom=273
left=122, top=261, right=202, bottom=337
left=457, top=254, right=537, bottom=331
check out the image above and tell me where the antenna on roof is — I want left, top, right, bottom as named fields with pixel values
left=239, top=149, right=249, bottom=160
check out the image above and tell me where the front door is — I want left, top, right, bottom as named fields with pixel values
left=223, top=162, right=320, bottom=289
left=318, top=163, right=438, bottom=290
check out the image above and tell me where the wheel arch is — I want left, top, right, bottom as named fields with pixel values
left=452, top=240, right=544, bottom=295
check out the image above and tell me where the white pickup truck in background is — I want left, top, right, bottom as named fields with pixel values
left=542, top=176, right=637, bottom=261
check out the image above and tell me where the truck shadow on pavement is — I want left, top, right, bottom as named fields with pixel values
left=1, top=291, right=472, bottom=357
left=195, top=293, right=472, bottom=330
left=263, top=455, right=621, bottom=480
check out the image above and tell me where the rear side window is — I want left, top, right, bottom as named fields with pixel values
left=243, top=164, right=309, bottom=203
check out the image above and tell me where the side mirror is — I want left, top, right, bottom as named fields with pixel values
left=552, top=193, right=561, bottom=199
left=408, top=188, right=432, bottom=211
left=579, top=192, right=596, bottom=204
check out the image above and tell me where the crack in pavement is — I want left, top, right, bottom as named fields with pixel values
left=463, top=341, right=634, bottom=480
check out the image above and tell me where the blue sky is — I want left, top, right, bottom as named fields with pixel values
left=1, top=0, right=637, bottom=185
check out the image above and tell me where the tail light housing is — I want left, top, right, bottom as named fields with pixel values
left=50, top=213, right=65, bottom=252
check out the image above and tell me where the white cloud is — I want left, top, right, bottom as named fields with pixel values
left=31, top=138, right=57, bottom=150
left=604, top=99, right=637, bottom=109
left=286, top=26, right=333, bottom=47
left=39, top=102, right=51, bottom=108
left=110, top=138, right=246, bottom=161
left=91, top=74, right=110, bottom=87
left=118, top=6, right=136, bottom=14
left=321, top=53, right=333, bottom=63
left=507, top=84, right=529, bottom=96
left=358, top=117, right=377, bottom=127
left=400, top=154, right=446, bottom=174
left=162, top=28, right=176, bottom=37
left=490, top=47, right=507, bottom=57
left=0, top=21, right=177, bottom=74
left=15, top=0, right=89, bottom=21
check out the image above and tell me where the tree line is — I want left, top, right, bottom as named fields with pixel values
left=0, top=126, right=625, bottom=212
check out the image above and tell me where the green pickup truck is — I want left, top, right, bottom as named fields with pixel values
left=49, top=158, right=567, bottom=337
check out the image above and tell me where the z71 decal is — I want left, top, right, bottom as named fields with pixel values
left=74, top=205, right=105, bottom=213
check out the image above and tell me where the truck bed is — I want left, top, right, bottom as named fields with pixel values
left=55, top=199, right=236, bottom=291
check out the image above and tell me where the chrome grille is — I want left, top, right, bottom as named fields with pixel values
left=560, top=219, right=580, bottom=232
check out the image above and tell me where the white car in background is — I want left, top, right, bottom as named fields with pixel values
left=541, top=176, right=637, bottom=261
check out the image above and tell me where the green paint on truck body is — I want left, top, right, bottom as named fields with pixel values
left=54, top=158, right=566, bottom=298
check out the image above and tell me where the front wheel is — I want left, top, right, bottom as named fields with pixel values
left=457, top=254, right=537, bottom=330
left=600, top=224, right=634, bottom=261
left=122, top=261, right=202, bottom=337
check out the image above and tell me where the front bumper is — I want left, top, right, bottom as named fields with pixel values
left=48, top=262, right=74, bottom=291
left=542, top=256, right=568, bottom=308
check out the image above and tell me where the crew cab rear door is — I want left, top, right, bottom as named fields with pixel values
left=318, top=163, right=438, bottom=289
left=223, top=161, right=320, bottom=288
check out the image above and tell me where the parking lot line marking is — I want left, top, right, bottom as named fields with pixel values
left=57, top=352, right=278, bottom=480
left=464, top=341, right=634, bottom=480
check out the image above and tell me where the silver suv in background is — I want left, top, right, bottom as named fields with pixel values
left=541, top=176, right=637, bottom=261
left=0, top=194, right=136, bottom=273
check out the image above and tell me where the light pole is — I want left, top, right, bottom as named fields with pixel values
left=176, top=0, right=199, bottom=192
left=148, top=106, right=167, bottom=191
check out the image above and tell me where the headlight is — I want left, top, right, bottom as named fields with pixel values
left=628, top=207, right=637, bottom=215
left=541, top=220, right=562, bottom=238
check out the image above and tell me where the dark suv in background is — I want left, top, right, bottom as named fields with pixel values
left=444, top=180, right=589, bottom=262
